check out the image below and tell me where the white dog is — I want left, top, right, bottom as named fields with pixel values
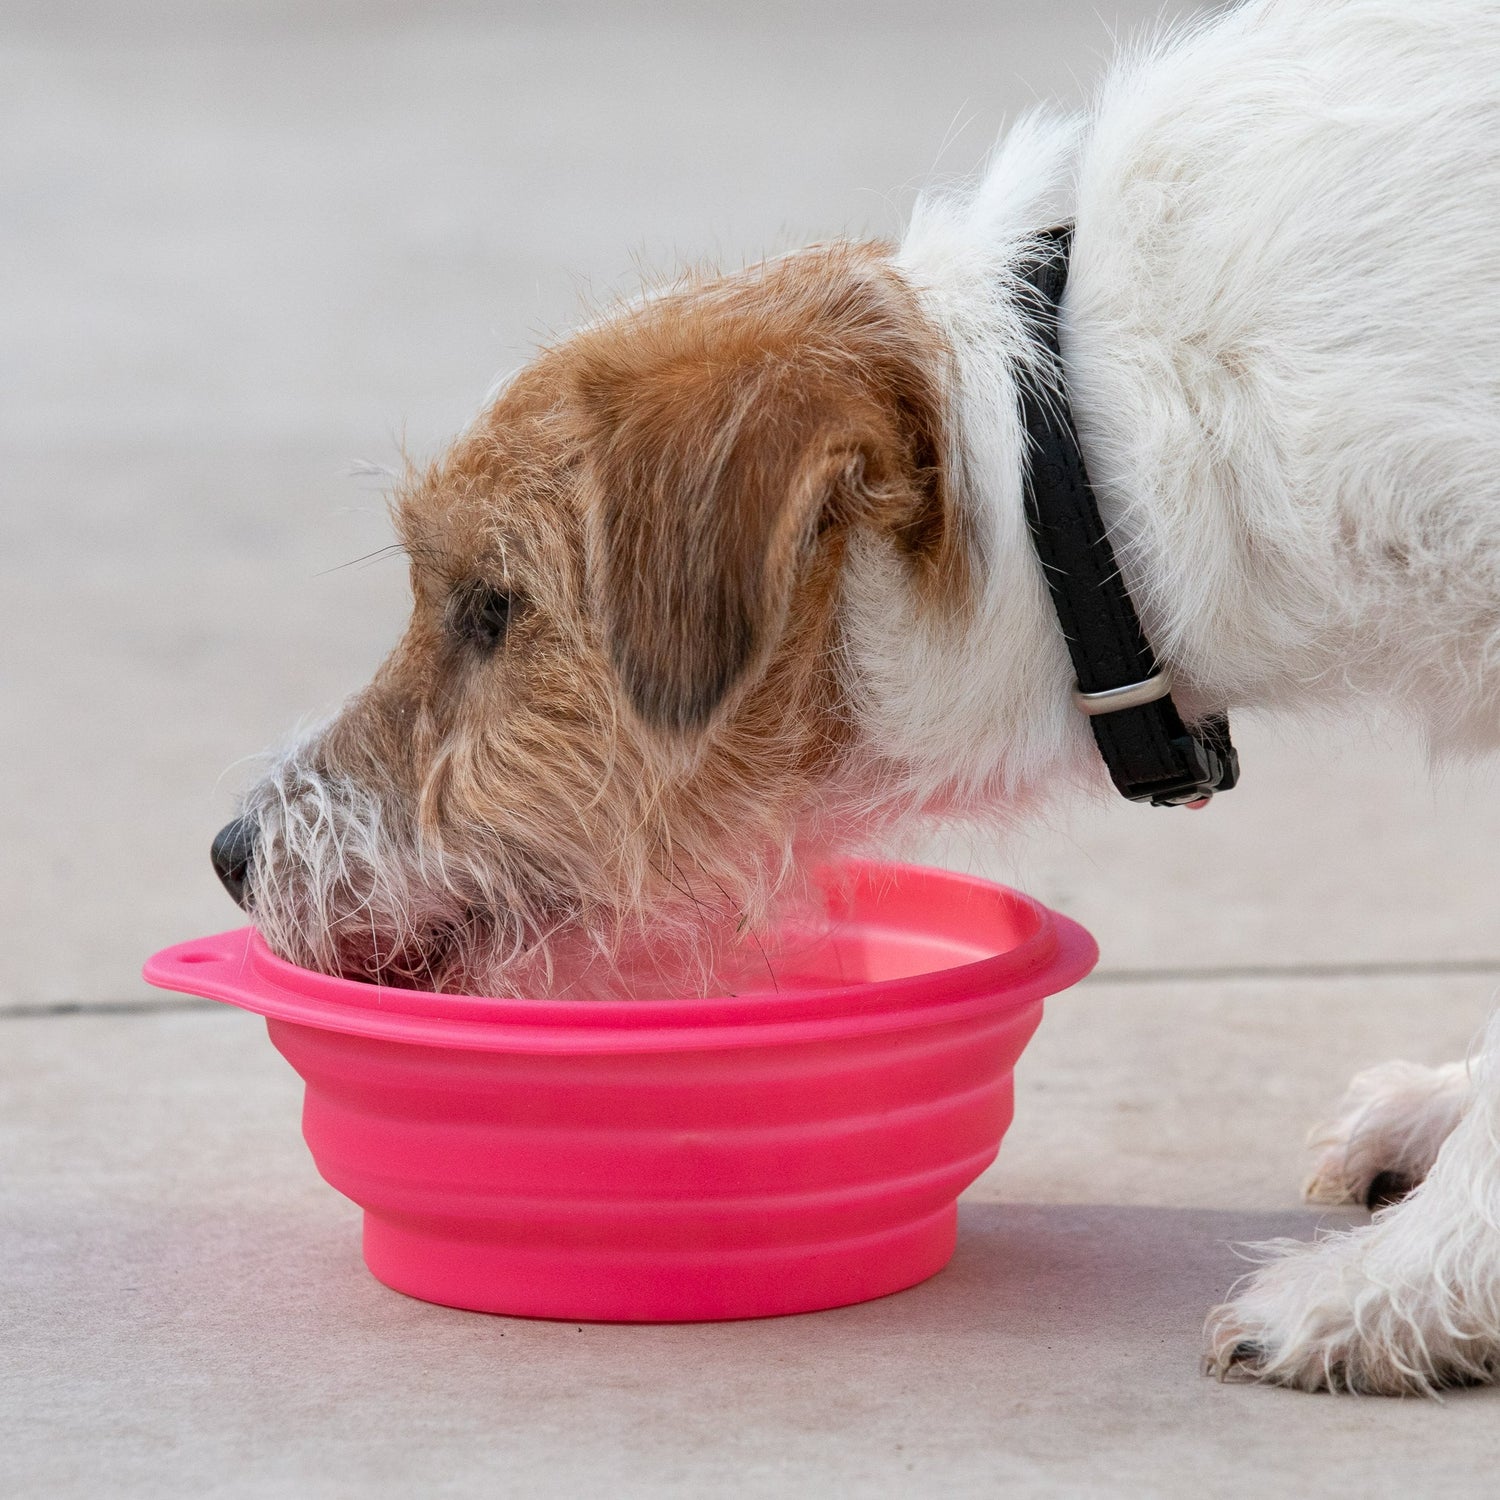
left=221, top=0, right=1500, bottom=1392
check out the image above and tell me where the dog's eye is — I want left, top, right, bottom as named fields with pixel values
left=450, top=583, right=519, bottom=651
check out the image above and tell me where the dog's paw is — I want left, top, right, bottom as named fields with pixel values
left=1204, top=1217, right=1498, bottom=1395
left=1302, top=1060, right=1468, bottom=1209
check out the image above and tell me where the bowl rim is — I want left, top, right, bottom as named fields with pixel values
left=142, top=860, right=1098, bottom=1053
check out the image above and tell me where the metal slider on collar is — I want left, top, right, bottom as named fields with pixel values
left=1071, top=672, right=1174, bottom=717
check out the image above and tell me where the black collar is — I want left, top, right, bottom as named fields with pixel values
left=1018, top=225, right=1238, bottom=807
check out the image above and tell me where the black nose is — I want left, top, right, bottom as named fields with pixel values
left=211, top=817, right=257, bottom=909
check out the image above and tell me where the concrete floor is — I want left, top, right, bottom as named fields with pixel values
left=6, top=2, right=1500, bottom=1494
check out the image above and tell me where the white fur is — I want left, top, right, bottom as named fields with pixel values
left=855, top=113, right=1093, bottom=814
left=863, top=0, right=1500, bottom=1393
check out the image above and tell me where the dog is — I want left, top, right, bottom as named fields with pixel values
left=216, top=0, right=1500, bottom=1393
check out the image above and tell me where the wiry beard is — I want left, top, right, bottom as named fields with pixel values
left=238, top=743, right=546, bottom=995
left=232, top=737, right=850, bottom=1000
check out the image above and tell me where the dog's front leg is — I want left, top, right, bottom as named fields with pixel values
left=1205, top=1014, right=1500, bottom=1394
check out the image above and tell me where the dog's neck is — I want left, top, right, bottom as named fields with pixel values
left=841, top=120, right=1106, bottom=819
left=847, top=116, right=1305, bottom=822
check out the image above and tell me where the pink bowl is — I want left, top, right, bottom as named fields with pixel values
left=143, top=861, right=1095, bottom=1322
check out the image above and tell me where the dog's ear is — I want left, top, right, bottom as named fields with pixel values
left=570, top=256, right=952, bottom=734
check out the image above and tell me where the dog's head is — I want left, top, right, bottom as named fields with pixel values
left=227, top=242, right=967, bottom=995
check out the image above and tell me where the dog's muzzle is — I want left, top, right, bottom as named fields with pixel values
left=211, top=817, right=257, bottom=909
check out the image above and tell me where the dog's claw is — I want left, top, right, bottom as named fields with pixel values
left=1203, top=1310, right=1269, bottom=1383
left=1214, top=1340, right=1268, bottom=1381
left=1364, top=1171, right=1414, bottom=1211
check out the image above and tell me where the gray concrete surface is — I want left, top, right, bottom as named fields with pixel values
left=5, top=2, right=1500, bottom=1495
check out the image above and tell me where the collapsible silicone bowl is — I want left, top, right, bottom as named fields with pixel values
left=143, top=861, right=1095, bottom=1322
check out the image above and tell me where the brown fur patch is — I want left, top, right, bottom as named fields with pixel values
left=566, top=243, right=959, bottom=731
left=239, top=242, right=964, bottom=995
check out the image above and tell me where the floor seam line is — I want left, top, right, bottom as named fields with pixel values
left=6, top=958, right=1500, bottom=1017
left=1085, top=960, right=1500, bottom=985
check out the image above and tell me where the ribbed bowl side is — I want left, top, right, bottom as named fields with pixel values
left=267, top=1000, right=1042, bottom=1321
